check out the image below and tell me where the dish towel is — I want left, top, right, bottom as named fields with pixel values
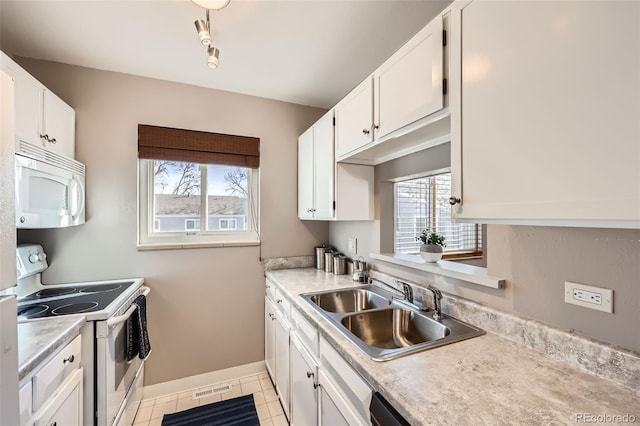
left=126, top=294, right=151, bottom=361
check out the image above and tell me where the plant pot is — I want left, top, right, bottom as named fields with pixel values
left=419, top=244, right=443, bottom=262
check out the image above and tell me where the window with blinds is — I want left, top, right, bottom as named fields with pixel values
left=394, top=172, right=482, bottom=258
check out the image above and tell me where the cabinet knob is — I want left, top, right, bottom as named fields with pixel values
left=313, top=382, right=320, bottom=389
left=50, top=138, right=57, bottom=144
left=448, top=197, right=461, bottom=205
left=306, top=371, right=314, bottom=379
left=372, top=124, right=379, bottom=131
left=40, top=134, right=49, bottom=142
left=271, top=316, right=277, bottom=321
left=362, top=128, right=370, bottom=135
left=268, top=313, right=273, bottom=318
left=63, top=355, right=75, bottom=364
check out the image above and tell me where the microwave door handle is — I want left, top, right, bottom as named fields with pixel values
left=70, top=175, right=85, bottom=220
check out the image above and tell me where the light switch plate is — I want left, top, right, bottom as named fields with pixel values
left=564, top=281, right=613, bottom=313
left=348, top=237, right=357, bottom=254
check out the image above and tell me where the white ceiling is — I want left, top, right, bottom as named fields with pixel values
left=0, top=0, right=450, bottom=108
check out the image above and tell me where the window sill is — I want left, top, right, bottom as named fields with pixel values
left=137, top=240, right=260, bottom=251
left=369, top=252, right=506, bottom=289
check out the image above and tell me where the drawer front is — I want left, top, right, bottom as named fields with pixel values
left=19, top=381, right=32, bottom=426
left=291, top=307, right=318, bottom=359
left=265, top=279, right=277, bottom=301
left=274, top=287, right=291, bottom=319
left=33, top=335, right=82, bottom=412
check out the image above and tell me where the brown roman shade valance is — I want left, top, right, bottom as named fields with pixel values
left=138, top=124, right=260, bottom=168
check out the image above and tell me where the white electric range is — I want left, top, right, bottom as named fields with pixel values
left=13, top=244, right=149, bottom=426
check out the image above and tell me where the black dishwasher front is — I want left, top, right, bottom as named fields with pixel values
left=370, top=392, right=411, bottom=426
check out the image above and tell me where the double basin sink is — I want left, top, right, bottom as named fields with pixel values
left=300, top=285, right=484, bottom=361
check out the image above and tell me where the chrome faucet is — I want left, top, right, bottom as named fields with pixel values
left=368, top=277, right=404, bottom=299
left=395, top=280, right=413, bottom=303
left=426, top=285, right=443, bottom=321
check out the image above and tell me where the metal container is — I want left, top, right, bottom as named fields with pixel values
left=333, top=255, right=346, bottom=275
left=315, top=246, right=328, bottom=270
left=324, top=251, right=334, bottom=273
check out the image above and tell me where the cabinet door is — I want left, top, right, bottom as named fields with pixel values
left=335, top=78, right=373, bottom=158
left=450, top=0, right=640, bottom=228
left=275, top=315, right=290, bottom=419
left=33, top=367, right=83, bottom=426
left=375, top=16, right=443, bottom=139
left=290, top=337, right=317, bottom=426
left=312, top=111, right=335, bottom=220
left=298, top=127, right=315, bottom=219
left=318, top=372, right=349, bottom=426
left=1, top=58, right=42, bottom=150
left=43, top=90, right=75, bottom=158
left=264, top=297, right=276, bottom=381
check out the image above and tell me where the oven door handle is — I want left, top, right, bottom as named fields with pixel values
left=105, top=286, right=150, bottom=329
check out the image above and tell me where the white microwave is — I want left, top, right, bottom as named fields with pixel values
left=15, top=143, right=85, bottom=229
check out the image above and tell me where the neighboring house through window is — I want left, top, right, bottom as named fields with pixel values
left=137, top=125, right=260, bottom=248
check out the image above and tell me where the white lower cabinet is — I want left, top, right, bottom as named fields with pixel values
left=33, top=367, right=83, bottom=426
left=265, top=280, right=375, bottom=426
left=290, top=336, right=318, bottom=426
left=275, top=313, right=290, bottom=420
left=19, top=334, right=83, bottom=426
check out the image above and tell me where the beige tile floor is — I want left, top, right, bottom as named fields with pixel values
left=133, top=372, right=287, bottom=426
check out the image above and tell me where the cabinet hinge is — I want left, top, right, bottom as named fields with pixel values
left=333, top=201, right=336, bottom=210
left=443, top=78, right=448, bottom=95
left=443, top=30, right=447, bottom=47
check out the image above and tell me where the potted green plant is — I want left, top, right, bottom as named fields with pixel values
left=416, top=229, right=446, bottom=262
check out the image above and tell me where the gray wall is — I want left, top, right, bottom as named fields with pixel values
left=15, top=58, right=329, bottom=385
left=331, top=147, right=640, bottom=353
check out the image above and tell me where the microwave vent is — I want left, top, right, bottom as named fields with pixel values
left=17, top=140, right=85, bottom=176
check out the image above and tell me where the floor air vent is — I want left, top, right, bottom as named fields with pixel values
left=192, top=383, right=232, bottom=399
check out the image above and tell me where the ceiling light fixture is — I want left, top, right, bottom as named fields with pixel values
left=207, top=47, right=220, bottom=68
left=192, top=0, right=230, bottom=11
left=192, top=1, right=229, bottom=69
left=194, top=17, right=212, bottom=46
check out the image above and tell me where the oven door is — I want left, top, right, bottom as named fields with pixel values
left=96, top=288, right=150, bottom=426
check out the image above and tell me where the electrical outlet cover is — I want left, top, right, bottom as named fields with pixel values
left=348, top=237, right=357, bottom=254
left=564, top=281, right=613, bottom=313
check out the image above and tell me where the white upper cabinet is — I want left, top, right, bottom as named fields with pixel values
left=374, top=16, right=443, bottom=139
left=334, top=15, right=447, bottom=165
left=449, top=0, right=640, bottom=228
left=42, top=90, right=75, bottom=158
left=335, top=78, right=374, bottom=159
left=1, top=52, right=75, bottom=159
left=298, top=110, right=374, bottom=221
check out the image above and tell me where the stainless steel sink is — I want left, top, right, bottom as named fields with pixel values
left=300, top=285, right=485, bottom=361
left=307, top=286, right=391, bottom=313
left=341, top=308, right=450, bottom=349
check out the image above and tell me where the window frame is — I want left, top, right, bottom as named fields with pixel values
left=137, top=159, right=260, bottom=250
left=392, top=168, right=482, bottom=260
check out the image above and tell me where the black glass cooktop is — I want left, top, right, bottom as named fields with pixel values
left=17, top=281, right=134, bottom=320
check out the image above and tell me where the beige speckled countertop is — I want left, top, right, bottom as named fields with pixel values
left=266, top=268, right=640, bottom=425
left=18, top=317, right=85, bottom=382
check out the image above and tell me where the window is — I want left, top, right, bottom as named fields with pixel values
left=137, top=125, right=260, bottom=249
left=394, top=172, right=482, bottom=259
left=219, top=218, right=237, bottom=230
left=184, top=218, right=200, bottom=231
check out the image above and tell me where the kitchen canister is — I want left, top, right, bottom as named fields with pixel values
left=315, top=245, right=329, bottom=270
left=324, top=251, right=334, bottom=273
left=333, top=255, right=346, bottom=275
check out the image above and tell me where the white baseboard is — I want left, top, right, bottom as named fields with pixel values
left=142, top=361, right=267, bottom=400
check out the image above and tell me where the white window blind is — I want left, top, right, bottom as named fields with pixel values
left=394, top=173, right=482, bottom=257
